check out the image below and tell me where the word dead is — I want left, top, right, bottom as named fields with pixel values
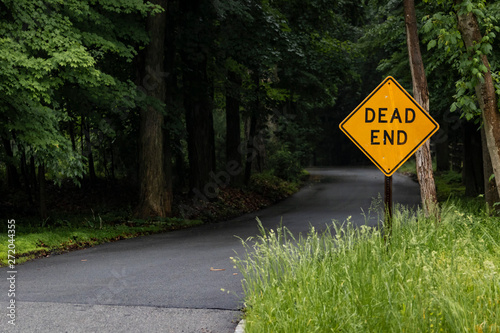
left=365, top=107, right=415, bottom=145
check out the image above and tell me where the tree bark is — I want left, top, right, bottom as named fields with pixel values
left=2, top=137, right=20, bottom=187
left=183, top=66, right=216, bottom=191
left=244, top=71, right=261, bottom=185
left=404, top=0, right=439, bottom=215
left=481, top=127, right=500, bottom=208
left=135, top=0, right=171, bottom=218
left=435, top=121, right=450, bottom=172
left=38, top=163, right=48, bottom=220
left=83, top=115, right=96, bottom=184
left=226, top=69, right=243, bottom=187
left=456, top=5, right=500, bottom=203
left=180, top=0, right=216, bottom=192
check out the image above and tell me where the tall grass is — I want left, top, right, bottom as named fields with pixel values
left=234, top=202, right=500, bottom=332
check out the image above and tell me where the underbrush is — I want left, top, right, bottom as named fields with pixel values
left=176, top=171, right=305, bottom=222
left=0, top=171, right=305, bottom=266
left=435, top=170, right=466, bottom=201
left=235, top=201, right=500, bottom=332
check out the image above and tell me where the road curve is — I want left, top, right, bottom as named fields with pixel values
left=0, top=167, right=420, bottom=333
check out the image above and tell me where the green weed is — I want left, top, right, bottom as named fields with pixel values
left=234, top=201, right=500, bottom=332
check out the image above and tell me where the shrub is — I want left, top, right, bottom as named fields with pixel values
left=268, top=149, right=304, bottom=182
left=249, top=172, right=299, bottom=202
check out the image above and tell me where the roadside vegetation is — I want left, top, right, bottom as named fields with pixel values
left=234, top=170, right=500, bottom=332
left=0, top=171, right=305, bottom=266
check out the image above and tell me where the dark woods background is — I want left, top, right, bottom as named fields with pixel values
left=1, top=0, right=499, bottom=221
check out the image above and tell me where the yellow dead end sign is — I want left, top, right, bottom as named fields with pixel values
left=339, top=76, right=439, bottom=177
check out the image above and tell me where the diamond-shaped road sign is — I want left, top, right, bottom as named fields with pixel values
left=339, top=76, right=439, bottom=177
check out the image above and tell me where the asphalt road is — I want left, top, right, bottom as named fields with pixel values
left=0, top=167, right=420, bottom=333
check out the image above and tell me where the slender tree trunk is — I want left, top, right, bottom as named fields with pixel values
left=481, top=128, right=500, bottom=208
left=244, top=72, right=260, bottom=185
left=68, top=112, right=76, bottom=151
left=83, top=115, right=96, bottom=183
left=38, top=163, right=47, bottom=220
left=110, top=146, right=115, bottom=180
left=183, top=70, right=216, bottom=191
left=244, top=113, right=257, bottom=185
left=20, top=149, right=33, bottom=205
left=180, top=1, right=216, bottom=192
left=226, top=69, right=243, bottom=187
left=404, top=0, right=438, bottom=215
left=456, top=4, right=500, bottom=203
left=28, top=155, right=36, bottom=207
left=463, top=122, right=484, bottom=196
left=135, top=0, right=171, bottom=218
left=2, top=137, right=20, bottom=187
left=435, top=121, right=450, bottom=172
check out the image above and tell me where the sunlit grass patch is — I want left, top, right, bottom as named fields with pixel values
left=0, top=219, right=203, bottom=266
left=234, top=202, right=500, bottom=332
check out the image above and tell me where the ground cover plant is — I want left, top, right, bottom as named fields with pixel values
left=234, top=201, right=500, bottom=332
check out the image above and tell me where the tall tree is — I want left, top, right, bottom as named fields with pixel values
left=136, top=0, right=172, bottom=218
left=0, top=0, right=156, bottom=217
left=454, top=0, right=500, bottom=203
left=179, top=0, right=216, bottom=192
left=404, top=0, right=438, bottom=215
left=422, top=0, right=500, bottom=207
left=225, top=66, right=244, bottom=187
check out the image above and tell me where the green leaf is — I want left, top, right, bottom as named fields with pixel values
left=427, top=39, right=437, bottom=50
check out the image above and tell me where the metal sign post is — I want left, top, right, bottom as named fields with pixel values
left=384, top=175, right=393, bottom=242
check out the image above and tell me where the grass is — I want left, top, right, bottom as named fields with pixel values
left=234, top=201, right=500, bottom=332
left=0, top=218, right=202, bottom=266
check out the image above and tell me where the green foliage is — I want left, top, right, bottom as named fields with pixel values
left=435, top=170, right=466, bottom=201
left=267, top=148, right=303, bottom=182
left=0, top=0, right=156, bottom=183
left=235, top=201, right=500, bottom=332
left=422, top=0, right=500, bottom=120
left=249, top=171, right=299, bottom=201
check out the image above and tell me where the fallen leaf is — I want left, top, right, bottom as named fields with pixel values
left=233, top=273, right=238, bottom=276
left=210, top=267, right=225, bottom=271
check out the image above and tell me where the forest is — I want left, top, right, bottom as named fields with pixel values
left=1, top=0, right=500, bottom=223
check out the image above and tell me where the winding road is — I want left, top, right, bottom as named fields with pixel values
left=1, top=167, right=420, bottom=332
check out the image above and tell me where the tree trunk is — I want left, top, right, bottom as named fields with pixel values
left=244, top=113, right=257, bottom=185
left=135, top=0, right=171, bottom=218
left=404, top=0, right=438, bottom=215
left=481, top=128, right=500, bottom=209
left=244, top=72, right=260, bottom=185
left=180, top=1, right=216, bottom=192
left=463, top=122, right=484, bottom=196
left=2, top=137, right=20, bottom=188
left=183, top=68, right=216, bottom=191
left=68, top=112, right=76, bottom=151
left=226, top=69, right=243, bottom=187
left=435, top=121, right=450, bottom=172
left=38, top=163, right=48, bottom=220
left=456, top=5, right=500, bottom=203
left=20, top=149, right=33, bottom=205
left=83, top=115, right=96, bottom=184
